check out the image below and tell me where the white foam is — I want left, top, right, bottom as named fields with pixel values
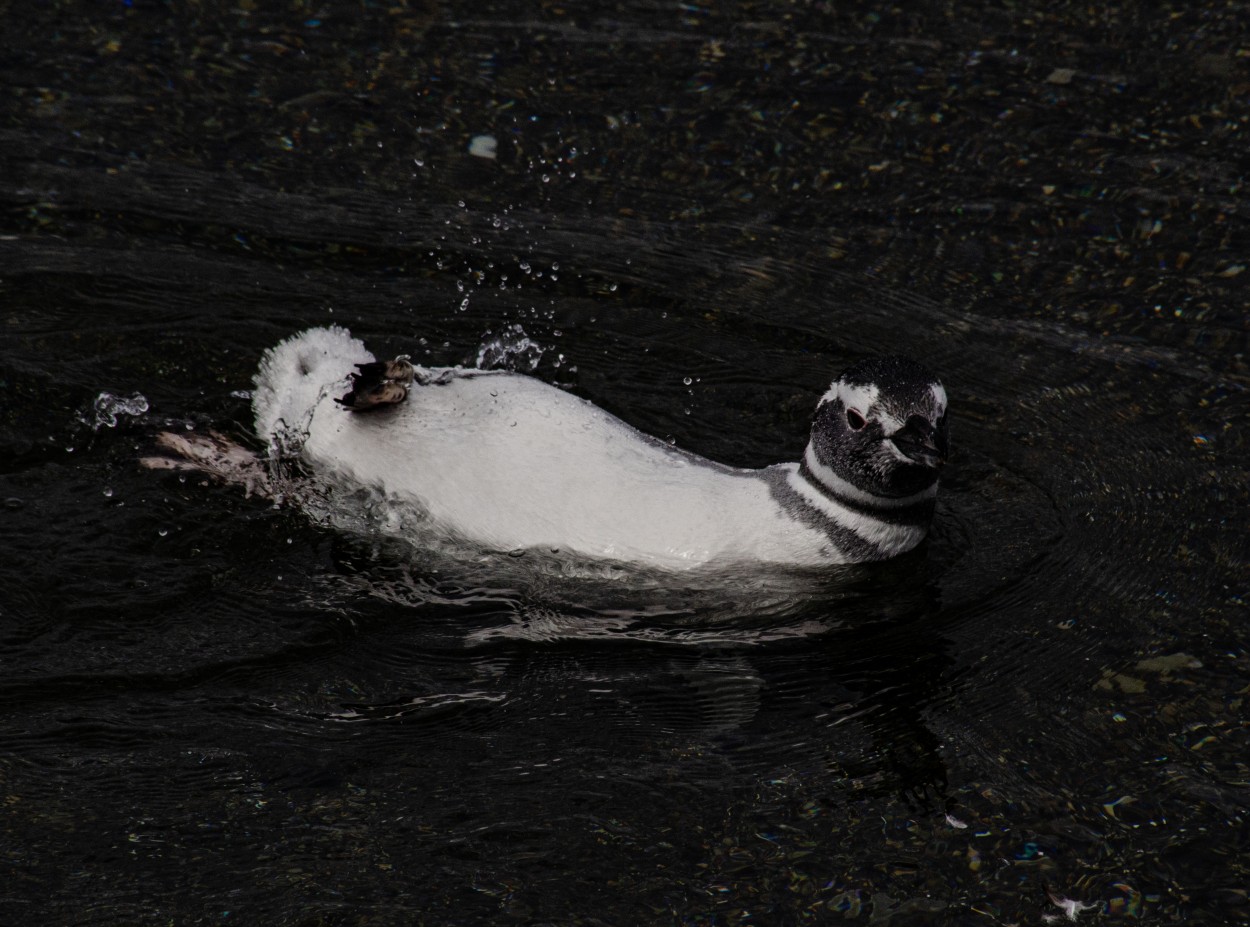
left=252, top=325, right=373, bottom=446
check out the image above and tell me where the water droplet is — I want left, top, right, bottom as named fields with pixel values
left=158, top=528, right=168, bottom=537
left=683, top=376, right=693, bottom=385
left=468, top=135, right=497, bottom=160
left=103, top=487, right=114, bottom=498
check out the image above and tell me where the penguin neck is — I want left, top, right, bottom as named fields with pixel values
left=797, top=445, right=937, bottom=527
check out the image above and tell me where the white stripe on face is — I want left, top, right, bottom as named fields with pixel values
left=820, top=380, right=910, bottom=433
left=820, top=378, right=946, bottom=436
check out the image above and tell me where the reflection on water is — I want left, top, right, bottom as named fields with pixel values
left=2, top=0, right=1249, bottom=924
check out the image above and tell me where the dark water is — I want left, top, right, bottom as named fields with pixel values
left=2, top=1, right=1248, bottom=924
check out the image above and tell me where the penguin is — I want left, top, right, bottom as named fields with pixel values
left=227, top=325, right=949, bottom=570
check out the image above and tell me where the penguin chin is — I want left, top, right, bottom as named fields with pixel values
left=878, top=463, right=940, bottom=499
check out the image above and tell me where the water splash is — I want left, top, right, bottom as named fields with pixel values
left=475, top=323, right=544, bottom=372
left=80, top=391, right=149, bottom=430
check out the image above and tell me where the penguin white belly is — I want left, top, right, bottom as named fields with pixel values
left=300, top=370, right=830, bottom=568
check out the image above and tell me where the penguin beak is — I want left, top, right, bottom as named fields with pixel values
left=892, top=415, right=946, bottom=469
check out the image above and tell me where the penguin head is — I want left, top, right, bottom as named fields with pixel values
left=807, top=356, right=948, bottom=499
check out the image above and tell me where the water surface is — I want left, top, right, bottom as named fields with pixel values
left=2, top=1, right=1248, bottom=924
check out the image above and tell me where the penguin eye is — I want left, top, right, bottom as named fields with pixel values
left=846, top=408, right=866, bottom=431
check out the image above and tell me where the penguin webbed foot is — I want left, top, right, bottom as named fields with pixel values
left=140, top=430, right=271, bottom=498
left=337, top=356, right=414, bottom=411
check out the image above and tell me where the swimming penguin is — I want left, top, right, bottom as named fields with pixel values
left=153, top=326, right=949, bottom=569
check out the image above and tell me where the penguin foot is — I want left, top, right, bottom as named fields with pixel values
left=140, top=430, right=271, bottom=497
left=337, top=356, right=414, bottom=411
